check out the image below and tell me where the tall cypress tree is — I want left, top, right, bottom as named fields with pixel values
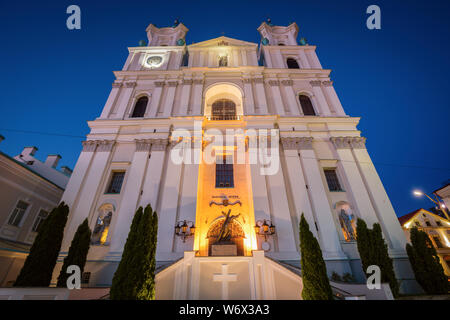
left=110, top=206, right=143, bottom=299
left=110, top=204, right=158, bottom=300
left=406, top=227, right=449, bottom=294
left=56, top=218, right=92, bottom=287
left=356, top=218, right=399, bottom=297
left=299, top=214, right=333, bottom=300
left=135, top=205, right=158, bottom=300
left=14, top=202, right=70, bottom=287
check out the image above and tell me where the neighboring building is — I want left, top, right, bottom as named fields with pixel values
left=398, top=208, right=450, bottom=276
left=0, top=135, right=71, bottom=287
left=434, top=182, right=450, bottom=214
left=53, top=20, right=418, bottom=298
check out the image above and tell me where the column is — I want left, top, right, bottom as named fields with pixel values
left=175, top=158, right=199, bottom=253
left=306, top=49, right=322, bottom=69
left=178, top=79, right=192, bottom=116
left=199, top=51, right=205, bottom=67
left=147, top=81, right=165, bottom=118
left=208, top=51, right=214, bottom=67
left=61, top=141, right=97, bottom=208
left=99, top=82, right=122, bottom=119
left=350, top=137, right=407, bottom=252
left=298, top=50, right=311, bottom=69
left=162, top=81, right=177, bottom=118
left=310, top=81, right=331, bottom=116
left=268, top=80, right=285, bottom=116
left=156, top=140, right=184, bottom=259
left=242, top=78, right=255, bottom=115
left=330, top=137, right=378, bottom=227
left=322, top=81, right=346, bottom=116
left=62, top=140, right=115, bottom=251
left=139, top=139, right=168, bottom=208
left=265, top=150, right=298, bottom=258
left=109, top=139, right=151, bottom=254
left=241, top=50, right=248, bottom=66
left=298, top=138, right=346, bottom=259
left=280, top=138, right=317, bottom=241
left=253, top=78, right=268, bottom=114
left=281, top=80, right=300, bottom=115
left=191, top=79, right=204, bottom=115
left=233, top=49, right=240, bottom=67
left=250, top=161, right=272, bottom=252
left=113, top=81, right=136, bottom=119
left=273, top=49, right=284, bottom=68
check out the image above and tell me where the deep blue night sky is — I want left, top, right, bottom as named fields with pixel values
left=0, top=0, right=449, bottom=217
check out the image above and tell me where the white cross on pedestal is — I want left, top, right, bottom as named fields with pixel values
left=213, top=264, right=237, bottom=300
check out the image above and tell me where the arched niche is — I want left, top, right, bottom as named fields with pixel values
left=203, top=83, right=244, bottom=119
left=334, top=201, right=357, bottom=242
left=206, top=216, right=246, bottom=256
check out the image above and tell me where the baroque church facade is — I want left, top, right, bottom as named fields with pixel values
left=52, top=20, right=416, bottom=298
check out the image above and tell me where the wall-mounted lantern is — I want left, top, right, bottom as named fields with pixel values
left=175, top=220, right=195, bottom=242
left=254, top=219, right=276, bottom=241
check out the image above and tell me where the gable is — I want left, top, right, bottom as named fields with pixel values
left=399, top=208, right=450, bottom=228
left=188, top=36, right=257, bottom=48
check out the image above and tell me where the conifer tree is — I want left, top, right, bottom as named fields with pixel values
left=299, top=214, right=333, bottom=300
left=14, top=202, right=70, bottom=287
left=356, top=218, right=399, bottom=297
left=110, top=206, right=143, bottom=299
left=406, top=227, right=449, bottom=294
left=56, top=218, right=92, bottom=287
left=110, top=204, right=158, bottom=300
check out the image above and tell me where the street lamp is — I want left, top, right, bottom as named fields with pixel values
left=413, top=190, right=449, bottom=220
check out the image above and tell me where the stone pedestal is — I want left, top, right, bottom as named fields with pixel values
left=211, top=244, right=237, bottom=256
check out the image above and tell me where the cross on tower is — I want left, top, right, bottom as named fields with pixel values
left=213, top=264, right=237, bottom=300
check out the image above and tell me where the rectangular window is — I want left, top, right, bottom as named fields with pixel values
left=106, top=171, right=125, bottom=194
left=8, top=200, right=29, bottom=226
left=215, top=155, right=234, bottom=188
left=324, top=169, right=343, bottom=192
left=32, top=209, right=49, bottom=232
left=432, top=235, right=443, bottom=248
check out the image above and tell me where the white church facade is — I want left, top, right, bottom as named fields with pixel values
left=52, top=20, right=417, bottom=298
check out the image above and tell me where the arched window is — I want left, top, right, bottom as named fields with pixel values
left=286, top=57, right=300, bottom=69
left=278, top=43, right=285, bottom=46
left=131, top=96, right=148, bottom=118
left=211, top=99, right=236, bottom=120
left=91, top=204, right=114, bottom=245
left=299, top=95, right=316, bottom=115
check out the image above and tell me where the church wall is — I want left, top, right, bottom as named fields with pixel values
left=53, top=22, right=421, bottom=294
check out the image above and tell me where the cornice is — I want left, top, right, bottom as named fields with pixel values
left=330, top=136, right=367, bottom=149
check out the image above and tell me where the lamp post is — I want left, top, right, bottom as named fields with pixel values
left=413, top=190, right=450, bottom=220
left=175, top=220, right=195, bottom=242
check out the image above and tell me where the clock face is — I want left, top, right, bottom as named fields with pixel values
left=146, top=56, right=163, bottom=67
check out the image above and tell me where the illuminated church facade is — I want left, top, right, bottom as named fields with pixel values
left=53, top=21, right=416, bottom=298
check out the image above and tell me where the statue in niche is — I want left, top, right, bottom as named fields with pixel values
left=339, top=209, right=356, bottom=241
left=217, top=209, right=241, bottom=243
left=218, top=55, right=228, bottom=67
left=91, top=210, right=113, bottom=245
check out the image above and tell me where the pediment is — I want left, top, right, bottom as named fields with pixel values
left=188, top=36, right=257, bottom=48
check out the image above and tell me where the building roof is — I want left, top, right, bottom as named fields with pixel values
left=398, top=209, right=422, bottom=226
left=433, top=182, right=450, bottom=195
left=0, top=150, right=64, bottom=191
left=398, top=208, right=450, bottom=226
